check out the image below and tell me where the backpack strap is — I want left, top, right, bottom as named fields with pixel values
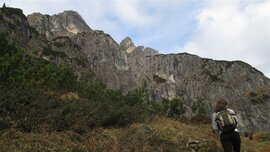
left=227, top=108, right=238, bottom=126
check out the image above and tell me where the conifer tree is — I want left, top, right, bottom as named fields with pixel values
left=3, top=3, right=6, bottom=8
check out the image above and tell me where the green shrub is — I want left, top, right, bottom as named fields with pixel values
left=191, top=98, right=206, bottom=115
left=0, top=85, right=60, bottom=132
left=150, top=97, right=186, bottom=119
left=0, top=33, right=150, bottom=134
left=167, top=97, right=186, bottom=118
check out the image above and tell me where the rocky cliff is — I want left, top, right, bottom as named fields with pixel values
left=1, top=6, right=270, bottom=131
left=27, top=11, right=91, bottom=39
left=143, top=54, right=270, bottom=131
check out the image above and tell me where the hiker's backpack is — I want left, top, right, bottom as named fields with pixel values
left=215, top=109, right=237, bottom=133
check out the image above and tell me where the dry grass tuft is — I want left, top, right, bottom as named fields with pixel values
left=1, top=118, right=269, bottom=152
left=84, top=117, right=221, bottom=152
left=241, top=131, right=270, bottom=152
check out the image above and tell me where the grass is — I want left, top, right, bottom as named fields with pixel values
left=241, top=131, right=270, bottom=152
left=0, top=129, right=87, bottom=152
left=0, top=117, right=222, bottom=152
left=71, top=117, right=222, bottom=152
left=0, top=117, right=269, bottom=152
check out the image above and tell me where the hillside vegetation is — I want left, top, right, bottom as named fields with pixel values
left=1, top=32, right=270, bottom=151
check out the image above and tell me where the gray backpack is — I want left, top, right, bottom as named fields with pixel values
left=215, top=109, right=237, bottom=133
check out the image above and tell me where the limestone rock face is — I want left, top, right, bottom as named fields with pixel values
left=2, top=7, right=270, bottom=131
left=27, top=11, right=91, bottom=39
left=0, top=7, right=32, bottom=46
left=143, top=53, right=270, bottom=131
left=120, top=37, right=135, bottom=52
left=0, top=7, right=89, bottom=70
left=71, top=30, right=135, bottom=90
left=27, top=11, right=136, bottom=90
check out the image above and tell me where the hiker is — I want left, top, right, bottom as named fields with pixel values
left=212, top=99, right=241, bottom=152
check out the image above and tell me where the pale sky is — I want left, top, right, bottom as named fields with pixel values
left=1, top=0, right=270, bottom=78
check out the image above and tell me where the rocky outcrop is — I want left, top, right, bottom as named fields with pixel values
left=27, top=11, right=91, bottom=39
left=120, top=37, right=135, bottom=51
left=119, top=37, right=159, bottom=89
left=0, top=7, right=33, bottom=46
left=2, top=6, right=270, bottom=131
left=143, top=53, right=270, bottom=131
left=71, top=31, right=137, bottom=90
left=0, top=7, right=89, bottom=70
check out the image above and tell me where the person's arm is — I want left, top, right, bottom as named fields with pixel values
left=228, top=108, right=239, bottom=132
left=212, top=113, right=219, bottom=133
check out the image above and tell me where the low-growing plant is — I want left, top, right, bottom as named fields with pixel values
left=0, top=33, right=151, bottom=134
left=150, top=97, right=186, bottom=119
left=191, top=98, right=206, bottom=115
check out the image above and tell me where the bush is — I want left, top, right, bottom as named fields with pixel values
left=0, top=85, right=61, bottom=132
left=191, top=98, right=206, bottom=116
left=0, top=33, right=150, bottom=134
left=150, top=97, right=186, bottom=119
left=0, top=33, right=77, bottom=90
left=167, top=97, right=186, bottom=118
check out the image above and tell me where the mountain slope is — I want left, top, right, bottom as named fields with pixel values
left=27, top=11, right=91, bottom=39
left=1, top=6, right=270, bottom=132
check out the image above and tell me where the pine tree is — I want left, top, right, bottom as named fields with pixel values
left=3, top=3, right=6, bottom=8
